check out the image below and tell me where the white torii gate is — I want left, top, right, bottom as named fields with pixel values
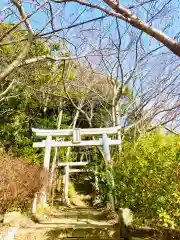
left=32, top=126, right=121, bottom=205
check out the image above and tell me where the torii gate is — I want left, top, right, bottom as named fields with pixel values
left=32, top=126, right=121, bottom=206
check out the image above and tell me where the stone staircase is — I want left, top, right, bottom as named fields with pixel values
left=14, top=208, right=118, bottom=240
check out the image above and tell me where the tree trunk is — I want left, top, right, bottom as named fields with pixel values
left=66, top=101, right=84, bottom=160
left=50, top=104, right=63, bottom=190
left=115, top=100, right=122, bottom=152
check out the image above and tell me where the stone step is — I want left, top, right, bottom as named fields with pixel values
left=60, top=238, right=116, bottom=240
left=15, top=226, right=117, bottom=240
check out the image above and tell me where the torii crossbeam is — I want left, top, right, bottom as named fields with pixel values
left=32, top=126, right=121, bottom=169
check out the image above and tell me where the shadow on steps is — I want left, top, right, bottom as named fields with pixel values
left=45, top=226, right=117, bottom=240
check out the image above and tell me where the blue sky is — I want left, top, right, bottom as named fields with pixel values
left=0, top=0, right=179, bottom=67
left=0, top=1, right=179, bottom=130
left=0, top=0, right=143, bottom=31
left=1, top=0, right=179, bottom=67
left=0, top=0, right=179, bottom=38
left=1, top=0, right=178, bottom=78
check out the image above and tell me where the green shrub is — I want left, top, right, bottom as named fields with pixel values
left=113, top=131, right=180, bottom=227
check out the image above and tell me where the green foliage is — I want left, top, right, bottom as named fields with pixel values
left=114, top=131, right=180, bottom=227
left=68, top=182, right=76, bottom=203
left=0, top=23, right=70, bottom=164
left=86, top=147, right=115, bottom=206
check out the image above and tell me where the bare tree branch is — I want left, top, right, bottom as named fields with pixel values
left=0, top=81, right=15, bottom=99
left=0, top=0, right=33, bottom=82
left=20, top=55, right=84, bottom=66
left=53, top=0, right=180, bottom=56
left=164, top=126, right=180, bottom=135
left=0, top=0, right=48, bottom=42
